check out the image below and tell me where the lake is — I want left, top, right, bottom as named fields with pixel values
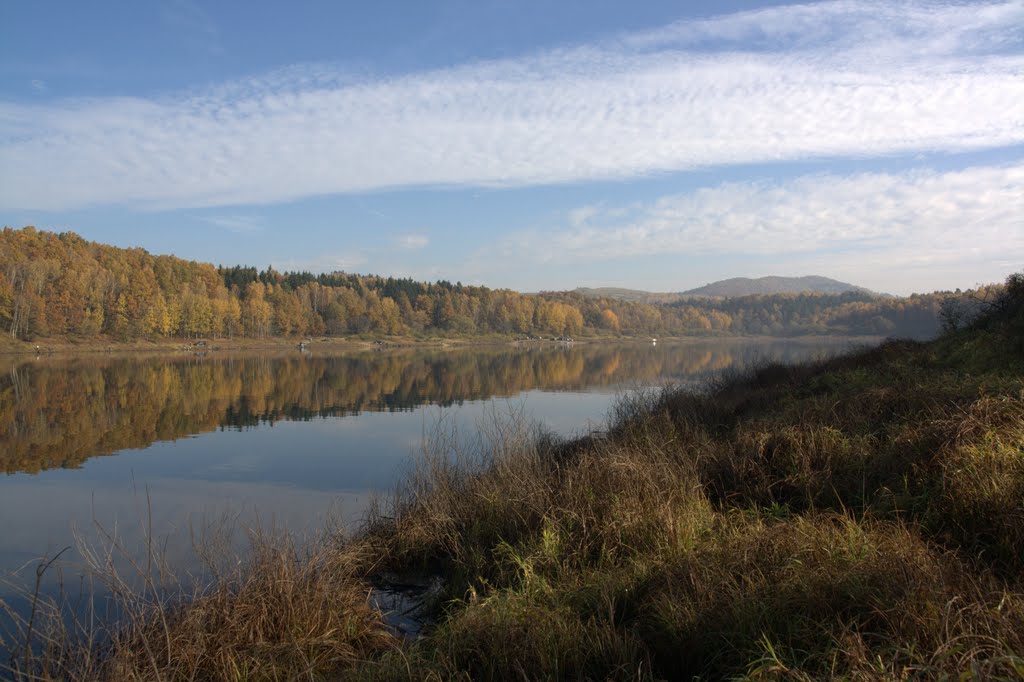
left=0, top=338, right=866, bottom=607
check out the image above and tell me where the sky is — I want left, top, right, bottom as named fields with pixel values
left=1, top=0, right=1022, bottom=296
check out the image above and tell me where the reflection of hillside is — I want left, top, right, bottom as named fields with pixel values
left=0, top=340, right=854, bottom=474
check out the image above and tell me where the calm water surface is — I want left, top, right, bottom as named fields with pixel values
left=0, top=339, right=866, bottom=601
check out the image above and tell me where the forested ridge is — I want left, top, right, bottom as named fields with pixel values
left=1, top=226, right=970, bottom=341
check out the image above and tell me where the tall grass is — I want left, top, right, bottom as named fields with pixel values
left=4, top=275, right=1024, bottom=680
left=2, top=521, right=394, bottom=681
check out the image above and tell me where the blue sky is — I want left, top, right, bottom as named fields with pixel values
left=1, top=0, right=1022, bottom=295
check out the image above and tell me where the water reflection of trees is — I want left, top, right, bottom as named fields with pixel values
left=1, top=340, right=854, bottom=474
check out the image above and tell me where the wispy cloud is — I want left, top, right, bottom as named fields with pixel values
left=395, top=233, right=429, bottom=249
left=200, top=214, right=265, bottom=234
left=1, top=1, right=1022, bottom=210
left=160, top=0, right=223, bottom=55
left=29, top=79, right=47, bottom=94
left=621, top=0, right=1024, bottom=55
left=276, top=252, right=368, bottom=274
left=485, top=162, right=1024, bottom=293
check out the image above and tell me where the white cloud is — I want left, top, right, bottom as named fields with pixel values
left=276, top=252, right=367, bottom=274
left=622, top=0, right=1024, bottom=55
left=396, top=233, right=429, bottom=249
left=0, top=1, right=1022, bottom=210
left=29, top=79, right=47, bottom=94
left=568, top=205, right=601, bottom=228
left=489, top=163, right=1024, bottom=294
left=200, top=214, right=264, bottom=233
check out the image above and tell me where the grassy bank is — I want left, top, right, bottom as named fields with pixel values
left=4, top=277, right=1022, bottom=680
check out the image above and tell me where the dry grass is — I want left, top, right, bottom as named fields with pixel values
left=4, top=275, right=1024, bottom=680
left=350, top=278, right=1024, bottom=679
left=2, top=524, right=395, bottom=681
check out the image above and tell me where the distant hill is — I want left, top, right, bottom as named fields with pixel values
left=5, top=227, right=938, bottom=343
left=574, top=276, right=884, bottom=303
left=682, top=276, right=883, bottom=298
left=572, top=287, right=684, bottom=304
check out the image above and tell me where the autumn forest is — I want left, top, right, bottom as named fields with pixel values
left=1, top=226, right=961, bottom=342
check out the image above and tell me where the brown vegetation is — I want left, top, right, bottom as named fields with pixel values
left=3, top=274, right=1022, bottom=680
left=1, top=226, right=965, bottom=343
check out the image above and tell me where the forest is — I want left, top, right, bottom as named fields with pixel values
left=0, top=226, right=975, bottom=342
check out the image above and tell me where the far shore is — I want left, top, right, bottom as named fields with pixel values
left=0, top=333, right=883, bottom=357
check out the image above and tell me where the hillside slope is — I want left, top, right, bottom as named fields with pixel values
left=349, top=275, right=1023, bottom=679
left=571, top=287, right=684, bottom=304
left=574, top=275, right=884, bottom=302
left=683, top=274, right=881, bottom=297
left=17, top=275, right=1022, bottom=680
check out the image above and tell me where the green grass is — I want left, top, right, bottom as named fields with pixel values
left=5, top=276, right=1023, bottom=680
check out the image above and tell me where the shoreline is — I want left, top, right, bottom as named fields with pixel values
left=3, top=281, right=1021, bottom=679
left=0, top=332, right=884, bottom=357
left=4, top=297, right=1021, bottom=679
